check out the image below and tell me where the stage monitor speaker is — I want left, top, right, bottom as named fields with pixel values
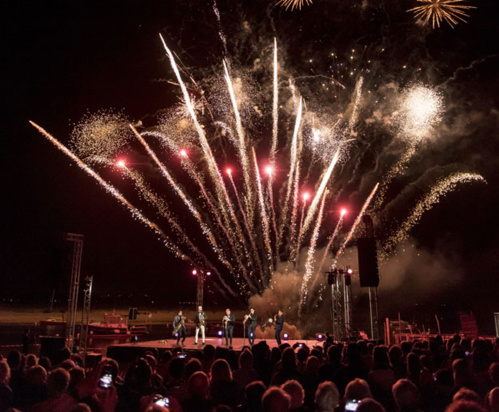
left=357, top=238, right=379, bottom=287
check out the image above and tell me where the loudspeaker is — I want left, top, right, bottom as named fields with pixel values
left=357, top=238, right=379, bottom=287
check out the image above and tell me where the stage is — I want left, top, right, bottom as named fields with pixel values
left=106, top=336, right=325, bottom=363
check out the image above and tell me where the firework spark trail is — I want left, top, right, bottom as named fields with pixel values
left=382, top=173, right=486, bottom=254
left=292, top=188, right=308, bottom=264
left=129, top=125, right=235, bottom=273
left=300, top=148, right=341, bottom=237
left=332, top=183, right=380, bottom=268
left=276, top=0, right=313, bottom=11
left=279, top=97, right=303, bottom=248
left=160, top=36, right=257, bottom=289
left=299, top=190, right=328, bottom=313
left=408, top=0, right=476, bottom=29
left=270, top=38, right=279, bottom=164
left=266, top=38, right=280, bottom=263
left=267, top=176, right=280, bottom=265
left=373, top=142, right=417, bottom=211
left=160, top=35, right=237, bottom=241
left=288, top=79, right=299, bottom=108
left=288, top=160, right=301, bottom=258
left=122, top=167, right=227, bottom=282
left=223, top=60, right=254, bottom=222
left=30, top=120, right=235, bottom=299
left=348, top=77, right=364, bottom=132
left=252, top=148, right=274, bottom=277
left=181, top=154, right=258, bottom=294
left=227, top=171, right=266, bottom=286
left=212, top=0, right=228, bottom=56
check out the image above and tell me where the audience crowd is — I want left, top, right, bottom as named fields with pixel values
left=0, top=334, right=498, bottom=412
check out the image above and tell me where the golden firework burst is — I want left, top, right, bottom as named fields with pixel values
left=408, top=0, right=476, bottom=29
left=276, top=0, right=313, bottom=11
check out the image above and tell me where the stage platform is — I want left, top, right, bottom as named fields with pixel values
left=106, top=336, right=325, bottom=363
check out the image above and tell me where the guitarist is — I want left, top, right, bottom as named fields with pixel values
left=173, top=310, right=186, bottom=346
left=194, top=305, right=207, bottom=345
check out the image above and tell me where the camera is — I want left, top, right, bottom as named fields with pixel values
left=345, top=399, right=360, bottom=411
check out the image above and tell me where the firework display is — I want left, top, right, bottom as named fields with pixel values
left=408, top=0, right=476, bottom=29
left=27, top=0, right=490, bottom=321
left=276, top=0, right=313, bottom=11
left=18, top=0, right=493, bottom=326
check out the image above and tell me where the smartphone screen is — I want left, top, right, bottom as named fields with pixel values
left=345, top=399, right=360, bottom=411
left=99, top=365, right=114, bottom=389
left=99, top=372, right=113, bottom=389
left=154, top=396, right=170, bottom=407
left=177, top=352, right=187, bottom=359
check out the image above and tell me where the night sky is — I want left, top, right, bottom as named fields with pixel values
left=3, top=0, right=499, bottom=332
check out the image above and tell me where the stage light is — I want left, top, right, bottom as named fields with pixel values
left=206, top=271, right=211, bottom=276
left=174, top=333, right=178, bottom=338
left=345, top=266, right=353, bottom=286
left=283, top=333, right=289, bottom=340
left=341, top=208, right=347, bottom=217
left=302, top=192, right=310, bottom=201
left=217, top=330, right=223, bottom=337
left=116, top=159, right=126, bottom=168
left=180, top=149, right=188, bottom=158
left=265, top=165, right=273, bottom=176
left=226, top=168, right=232, bottom=175
left=192, top=269, right=197, bottom=276
left=316, top=333, right=325, bottom=341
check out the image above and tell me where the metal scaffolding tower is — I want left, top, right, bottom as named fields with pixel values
left=328, top=266, right=355, bottom=341
left=369, top=287, right=380, bottom=340
left=343, top=270, right=353, bottom=336
left=328, top=269, right=345, bottom=341
left=65, top=233, right=84, bottom=352
left=80, top=275, right=93, bottom=356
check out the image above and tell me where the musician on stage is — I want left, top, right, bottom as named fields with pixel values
left=223, top=308, right=235, bottom=347
left=173, top=310, right=186, bottom=346
left=194, top=305, right=207, bottom=345
left=275, top=309, right=284, bottom=346
left=246, top=307, right=257, bottom=346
